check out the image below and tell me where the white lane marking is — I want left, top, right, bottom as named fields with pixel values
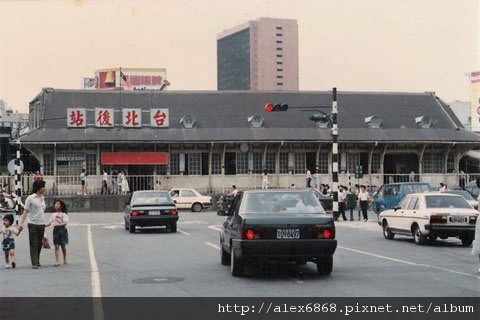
left=177, top=228, right=190, bottom=235
left=178, top=220, right=207, bottom=225
left=102, top=225, right=122, bottom=230
left=338, top=245, right=480, bottom=279
left=208, top=225, right=222, bottom=232
left=87, top=224, right=104, bottom=320
left=205, top=241, right=220, bottom=250
left=296, top=280, right=304, bottom=284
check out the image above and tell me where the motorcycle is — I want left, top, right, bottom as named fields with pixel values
left=0, top=192, right=24, bottom=215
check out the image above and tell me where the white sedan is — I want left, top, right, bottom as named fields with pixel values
left=169, top=188, right=213, bottom=212
left=378, top=193, right=478, bottom=246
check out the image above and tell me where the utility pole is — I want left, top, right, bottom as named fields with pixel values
left=331, top=88, right=339, bottom=220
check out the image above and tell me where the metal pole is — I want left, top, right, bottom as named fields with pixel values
left=14, top=132, right=22, bottom=224
left=331, top=88, right=339, bottom=220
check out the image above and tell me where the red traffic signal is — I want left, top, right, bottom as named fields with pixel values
left=264, top=103, right=288, bottom=112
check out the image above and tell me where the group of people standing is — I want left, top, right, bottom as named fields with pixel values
left=1, top=179, right=69, bottom=269
left=100, top=170, right=130, bottom=195
left=335, top=185, right=371, bottom=222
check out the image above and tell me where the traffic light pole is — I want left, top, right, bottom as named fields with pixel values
left=14, top=131, right=22, bottom=223
left=331, top=88, right=339, bottom=220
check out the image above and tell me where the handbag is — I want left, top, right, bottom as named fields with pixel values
left=42, top=236, right=51, bottom=249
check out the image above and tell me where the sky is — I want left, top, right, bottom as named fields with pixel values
left=0, top=0, right=478, bottom=112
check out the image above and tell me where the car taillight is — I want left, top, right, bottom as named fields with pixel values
left=170, top=210, right=178, bottom=215
left=131, top=211, right=142, bottom=216
left=313, top=226, right=335, bottom=239
left=469, top=215, right=478, bottom=224
left=241, top=228, right=264, bottom=240
left=430, top=215, right=447, bottom=223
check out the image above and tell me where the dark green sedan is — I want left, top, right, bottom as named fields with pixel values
left=218, top=190, right=337, bottom=277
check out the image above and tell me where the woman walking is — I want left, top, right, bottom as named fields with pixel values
left=18, top=180, right=47, bottom=269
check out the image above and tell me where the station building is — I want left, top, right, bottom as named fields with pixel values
left=20, top=88, right=480, bottom=193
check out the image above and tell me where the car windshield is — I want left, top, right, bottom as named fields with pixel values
left=404, top=184, right=431, bottom=195
left=425, top=196, right=472, bottom=209
left=132, top=192, right=172, bottom=205
left=444, top=191, right=475, bottom=201
left=240, top=191, right=325, bottom=214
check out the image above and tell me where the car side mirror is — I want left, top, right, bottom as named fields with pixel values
left=394, top=206, right=401, bottom=211
left=173, top=199, right=177, bottom=204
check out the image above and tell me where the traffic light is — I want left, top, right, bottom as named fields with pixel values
left=264, top=103, right=288, bottom=112
left=355, top=165, right=363, bottom=179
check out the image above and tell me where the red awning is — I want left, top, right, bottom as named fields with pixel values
left=101, top=152, right=168, bottom=165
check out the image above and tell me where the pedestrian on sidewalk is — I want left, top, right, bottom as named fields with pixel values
left=1, top=214, right=20, bottom=269
left=305, top=170, right=312, bottom=188
left=80, top=169, right=87, bottom=195
left=101, top=170, right=109, bottom=195
left=46, top=199, right=69, bottom=266
left=261, top=171, right=269, bottom=190
left=337, top=186, right=347, bottom=221
left=459, top=170, right=466, bottom=190
left=111, top=170, right=118, bottom=195
left=358, top=185, right=370, bottom=222
left=18, top=179, right=47, bottom=269
left=346, top=188, right=357, bottom=221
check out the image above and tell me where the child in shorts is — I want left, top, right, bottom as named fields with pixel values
left=1, top=214, right=20, bottom=269
left=46, top=199, right=69, bottom=266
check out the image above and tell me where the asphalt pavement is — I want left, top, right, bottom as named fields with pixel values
left=1, top=210, right=479, bottom=297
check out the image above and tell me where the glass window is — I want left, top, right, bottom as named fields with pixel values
left=265, top=153, right=275, bottom=174
left=318, top=153, right=328, bottom=174
left=425, top=196, right=471, bottom=209
left=347, top=153, right=360, bottom=173
left=211, top=152, right=222, bottom=174
left=294, top=153, right=306, bottom=174
left=43, top=154, right=54, bottom=175
left=422, top=153, right=443, bottom=173
left=407, top=197, right=418, bottom=210
left=156, top=165, right=167, bottom=175
left=86, top=154, right=96, bottom=175
left=444, top=190, right=474, bottom=201
left=279, top=152, right=289, bottom=174
left=240, top=191, right=325, bottom=215
left=180, top=190, right=196, bottom=197
left=187, top=153, right=201, bottom=175
left=252, top=152, right=262, bottom=174
left=371, top=153, right=381, bottom=173
left=447, top=153, right=455, bottom=173
left=236, top=153, right=248, bottom=174
left=131, top=192, right=172, bottom=205
left=170, top=153, right=180, bottom=175
left=398, top=197, right=410, bottom=209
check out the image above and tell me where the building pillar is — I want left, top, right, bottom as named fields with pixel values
left=444, top=145, right=452, bottom=173
left=315, top=143, right=321, bottom=173
left=208, top=143, right=213, bottom=192
left=96, top=143, right=101, bottom=175
left=418, top=145, right=426, bottom=175
left=380, top=145, right=388, bottom=174
left=221, top=144, right=226, bottom=175
left=167, top=144, right=171, bottom=175
left=53, top=143, right=57, bottom=177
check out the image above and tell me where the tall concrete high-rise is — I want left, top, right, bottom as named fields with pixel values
left=217, top=17, right=299, bottom=91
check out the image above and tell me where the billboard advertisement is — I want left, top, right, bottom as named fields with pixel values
left=95, top=68, right=167, bottom=91
left=471, top=71, right=480, bottom=132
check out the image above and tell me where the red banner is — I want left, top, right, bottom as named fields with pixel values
left=101, top=152, right=169, bottom=165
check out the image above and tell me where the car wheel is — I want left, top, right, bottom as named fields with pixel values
left=129, top=223, right=136, bottom=234
left=382, top=220, right=394, bottom=240
left=316, top=255, right=333, bottom=276
left=413, top=225, right=426, bottom=245
left=460, top=236, right=473, bottom=247
left=221, top=242, right=231, bottom=266
left=230, top=249, right=244, bottom=277
left=124, top=219, right=129, bottom=230
left=191, top=203, right=203, bottom=212
left=170, top=223, right=177, bottom=233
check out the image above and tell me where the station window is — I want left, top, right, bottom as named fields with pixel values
left=236, top=153, right=249, bottom=174
left=252, top=152, right=263, bottom=174
left=294, top=153, right=306, bottom=174
left=86, top=154, right=97, bottom=175
left=211, top=152, right=222, bottom=174
left=279, top=152, right=289, bottom=174
left=265, top=153, right=276, bottom=174
left=43, top=154, right=54, bottom=176
left=447, top=153, right=455, bottom=173
left=422, top=153, right=443, bottom=173
left=346, top=153, right=360, bottom=173
left=318, top=153, right=329, bottom=174
left=371, top=153, right=381, bottom=174
left=156, top=165, right=167, bottom=175
left=170, top=153, right=180, bottom=175
left=187, top=153, right=201, bottom=175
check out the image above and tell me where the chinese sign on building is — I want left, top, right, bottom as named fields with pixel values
left=67, top=108, right=86, bottom=128
left=95, top=108, right=114, bottom=128
left=150, top=108, right=169, bottom=128
left=123, top=108, right=142, bottom=128
left=67, top=108, right=169, bottom=128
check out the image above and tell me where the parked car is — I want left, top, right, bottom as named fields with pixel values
left=124, top=190, right=178, bottom=233
left=218, top=189, right=337, bottom=277
left=169, top=188, right=213, bottom=212
left=378, top=193, right=479, bottom=246
left=373, top=182, right=432, bottom=214
left=465, top=180, right=480, bottom=200
left=442, top=190, right=479, bottom=210
left=311, top=189, right=333, bottom=212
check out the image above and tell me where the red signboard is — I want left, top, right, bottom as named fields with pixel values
left=101, top=152, right=169, bottom=165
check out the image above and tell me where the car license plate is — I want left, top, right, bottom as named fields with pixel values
left=149, top=211, right=161, bottom=216
left=451, top=216, right=465, bottom=223
left=277, top=229, right=300, bottom=239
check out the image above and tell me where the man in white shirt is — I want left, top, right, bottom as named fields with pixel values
left=338, top=186, right=347, bottom=221
left=228, top=185, right=238, bottom=197
left=80, top=169, right=87, bottom=195
left=358, top=185, right=370, bottom=222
